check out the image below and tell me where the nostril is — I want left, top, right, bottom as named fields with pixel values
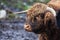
left=26, top=25, right=29, bottom=28
left=24, top=24, right=32, bottom=32
left=24, top=24, right=29, bottom=28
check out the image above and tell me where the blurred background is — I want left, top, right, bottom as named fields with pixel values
left=0, top=0, right=50, bottom=11
left=0, top=0, right=50, bottom=40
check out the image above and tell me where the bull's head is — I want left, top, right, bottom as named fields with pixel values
left=24, top=3, right=56, bottom=34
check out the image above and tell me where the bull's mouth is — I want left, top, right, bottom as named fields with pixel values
left=24, top=24, right=32, bottom=32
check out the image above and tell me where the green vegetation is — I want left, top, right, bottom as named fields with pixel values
left=0, top=0, right=50, bottom=10
left=0, top=0, right=50, bottom=19
left=8, top=13, right=15, bottom=19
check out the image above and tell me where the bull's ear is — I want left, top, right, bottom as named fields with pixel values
left=44, top=12, right=56, bottom=27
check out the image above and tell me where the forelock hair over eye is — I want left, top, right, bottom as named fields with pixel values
left=27, top=3, right=47, bottom=18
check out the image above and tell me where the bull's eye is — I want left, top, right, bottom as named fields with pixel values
left=40, top=13, right=44, bottom=19
left=34, top=17, right=37, bottom=21
left=34, top=17, right=36, bottom=20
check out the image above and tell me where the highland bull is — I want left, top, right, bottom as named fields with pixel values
left=24, top=3, right=60, bottom=40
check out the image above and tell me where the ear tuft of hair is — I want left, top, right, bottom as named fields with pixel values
left=44, top=12, right=57, bottom=27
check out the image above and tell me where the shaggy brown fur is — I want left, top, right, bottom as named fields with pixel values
left=47, top=0, right=60, bottom=27
left=24, top=3, right=60, bottom=40
left=39, top=12, right=60, bottom=40
left=47, top=0, right=60, bottom=10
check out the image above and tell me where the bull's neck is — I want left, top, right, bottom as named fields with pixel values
left=40, top=26, right=59, bottom=40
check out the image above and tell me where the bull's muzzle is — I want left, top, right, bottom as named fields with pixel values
left=24, top=24, right=32, bottom=32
